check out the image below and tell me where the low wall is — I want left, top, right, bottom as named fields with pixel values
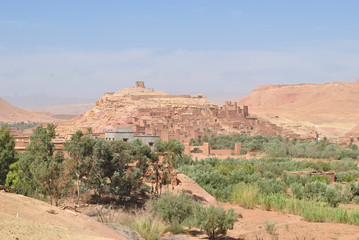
left=210, top=149, right=233, bottom=155
left=184, top=142, right=241, bottom=155
left=286, top=170, right=335, bottom=183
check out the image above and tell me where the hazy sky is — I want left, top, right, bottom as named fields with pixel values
left=1, top=0, right=359, bottom=101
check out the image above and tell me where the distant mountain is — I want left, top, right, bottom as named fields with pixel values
left=39, top=103, right=95, bottom=115
left=2, top=94, right=96, bottom=109
left=0, top=97, right=65, bottom=123
left=237, top=80, right=359, bottom=138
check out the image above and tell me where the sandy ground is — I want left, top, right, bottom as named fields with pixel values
left=249, top=108, right=356, bottom=139
left=221, top=204, right=359, bottom=240
left=0, top=191, right=126, bottom=240
left=168, top=173, right=218, bottom=206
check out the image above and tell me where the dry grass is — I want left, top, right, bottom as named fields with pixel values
left=94, top=205, right=167, bottom=240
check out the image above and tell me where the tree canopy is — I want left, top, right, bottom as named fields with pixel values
left=0, top=125, right=17, bottom=184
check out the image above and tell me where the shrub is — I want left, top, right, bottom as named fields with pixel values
left=231, top=183, right=259, bottom=209
left=193, top=205, right=237, bottom=239
left=166, top=224, right=187, bottom=234
left=317, top=161, right=332, bottom=171
left=325, top=185, right=341, bottom=207
left=353, top=196, right=359, bottom=204
left=240, top=148, right=248, bottom=155
left=265, top=220, right=277, bottom=235
left=336, top=172, right=357, bottom=182
left=260, top=194, right=272, bottom=211
left=304, top=181, right=327, bottom=201
left=257, top=179, right=286, bottom=195
left=173, top=154, right=194, bottom=169
left=309, top=175, right=329, bottom=184
left=290, top=183, right=304, bottom=199
left=129, top=214, right=167, bottom=240
left=282, top=173, right=309, bottom=187
left=148, top=191, right=197, bottom=226
left=350, top=144, right=358, bottom=150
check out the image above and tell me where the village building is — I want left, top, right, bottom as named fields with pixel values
left=105, top=126, right=159, bottom=150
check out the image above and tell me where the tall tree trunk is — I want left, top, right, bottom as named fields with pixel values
left=76, top=173, right=80, bottom=205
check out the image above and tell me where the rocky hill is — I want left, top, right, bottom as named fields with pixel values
left=0, top=97, right=65, bottom=123
left=238, top=80, right=359, bottom=138
left=56, top=82, right=298, bottom=141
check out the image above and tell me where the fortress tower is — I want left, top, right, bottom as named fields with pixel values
left=135, top=81, right=145, bottom=88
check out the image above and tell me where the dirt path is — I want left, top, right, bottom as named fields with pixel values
left=0, top=191, right=127, bottom=240
left=222, top=203, right=359, bottom=240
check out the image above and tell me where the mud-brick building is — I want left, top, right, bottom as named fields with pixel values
left=105, top=126, right=159, bottom=150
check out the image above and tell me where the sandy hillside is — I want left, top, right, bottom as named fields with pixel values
left=0, top=97, right=64, bottom=123
left=238, top=80, right=359, bottom=138
left=39, top=103, right=95, bottom=115
left=0, top=191, right=126, bottom=240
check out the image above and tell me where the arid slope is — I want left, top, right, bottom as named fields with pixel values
left=0, top=97, right=63, bottom=123
left=238, top=80, right=359, bottom=138
left=0, top=192, right=125, bottom=240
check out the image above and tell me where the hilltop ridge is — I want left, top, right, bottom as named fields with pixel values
left=0, top=97, right=63, bottom=123
left=238, top=80, right=359, bottom=138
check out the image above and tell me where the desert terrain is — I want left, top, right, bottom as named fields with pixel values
left=0, top=97, right=70, bottom=123
left=0, top=191, right=126, bottom=240
left=238, top=80, right=359, bottom=139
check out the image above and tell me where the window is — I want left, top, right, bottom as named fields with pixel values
left=123, top=138, right=128, bottom=142
left=149, top=142, right=154, bottom=147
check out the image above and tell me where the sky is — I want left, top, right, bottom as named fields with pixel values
left=1, top=0, right=359, bottom=105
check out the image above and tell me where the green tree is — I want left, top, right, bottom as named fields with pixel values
left=193, top=205, right=237, bottom=239
left=155, top=139, right=184, bottom=156
left=109, top=139, right=154, bottom=201
left=7, top=124, right=72, bottom=205
left=64, top=131, right=94, bottom=204
left=0, top=125, right=17, bottom=184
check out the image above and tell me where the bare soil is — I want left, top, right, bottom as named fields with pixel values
left=0, top=191, right=126, bottom=240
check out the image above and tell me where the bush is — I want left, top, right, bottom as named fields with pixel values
left=166, top=224, right=187, bottom=234
left=257, top=179, right=286, bottom=195
left=240, top=148, right=248, bottom=155
left=173, top=154, right=193, bottom=169
left=353, top=196, right=359, bottom=204
left=265, top=220, right=277, bottom=236
left=317, top=161, right=332, bottom=171
left=350, top=144, right=358, bottom=150
left=193, top=205, right=237, bottom=239
left=121, top=212, right=167, bottom=240
left=325, top=185, right=341, bottom=207
left=231, top=183, right=259, bottom=209
left=148, top=191, right=197, bottom=226
left=309, top=175, right=330, bottom=184
left=290, top=183, right=304, bottom=199
left=335, top=172, right=357, bottom=182
left=133, top=215, right=167, bottom=240
left=304, top=181, right=328, bottom=201
left=282, top=173, right=309, bottom=187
